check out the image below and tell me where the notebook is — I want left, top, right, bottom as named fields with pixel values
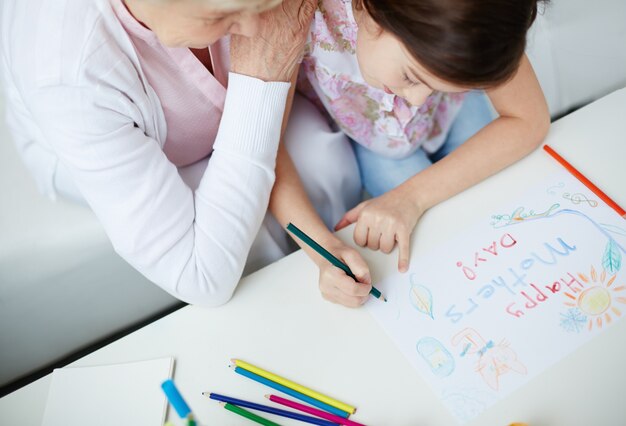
left=42, top=357, right=174, bottom=426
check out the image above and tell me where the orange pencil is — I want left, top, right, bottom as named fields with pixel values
left=543, top=144, right=626, bottom=219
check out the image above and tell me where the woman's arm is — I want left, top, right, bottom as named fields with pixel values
left=337, top=55, right=550, bottom=269
left=22, top=0, right=317, bottom=307
left=27, top=75, right=289, bottom=307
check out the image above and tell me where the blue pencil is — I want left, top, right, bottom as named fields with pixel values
left=204, top=392, right=339, bottom=426
left=232, top=365, right=350, bottom=418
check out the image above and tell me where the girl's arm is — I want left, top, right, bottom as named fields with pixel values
left=337, top=55, right=550, bottom=270
left=269, top=142, right=372, bottom=308
left=408, top=55, right=550, bottom=210
left=269, top=77, right=372, bottom=308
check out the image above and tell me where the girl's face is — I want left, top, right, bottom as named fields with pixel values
left=353, top=5, right=468, bottom=106
left=126, top=0, right=277, bottom=48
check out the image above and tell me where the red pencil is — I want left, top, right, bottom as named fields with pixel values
left=265, top=394, right=366, bottom=426
left=543, top=144, right=626, bottom=219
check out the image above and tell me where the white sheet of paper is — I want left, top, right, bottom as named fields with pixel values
left=367, top=172, right=626, bottom=423
left=42, top=357, right=174, bottom=426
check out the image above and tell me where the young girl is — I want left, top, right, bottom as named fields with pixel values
left=268, top=0, right=550, bottom=307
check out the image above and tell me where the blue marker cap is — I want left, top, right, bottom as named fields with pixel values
left=161, top=379, right=191, bottom=418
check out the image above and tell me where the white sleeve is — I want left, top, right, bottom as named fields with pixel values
left=27, top=73, right=290, bottom=307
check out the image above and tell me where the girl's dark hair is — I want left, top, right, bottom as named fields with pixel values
left=359, top=0, right=548, bottom=88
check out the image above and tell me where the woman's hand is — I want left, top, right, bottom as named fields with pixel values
left=316, top=240, right=372, bottom=308
left=230, top=0, right=315, bottom=82
left=335, top=187, right=424, bottom=273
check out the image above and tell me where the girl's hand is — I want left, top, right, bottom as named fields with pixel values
left=335, top=187, right=424, bottom=272
left=316, top=241, right=372, bottom=308
left=230, top=0, right=316, bottom=82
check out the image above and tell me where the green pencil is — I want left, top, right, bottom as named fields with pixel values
left=222, top=402, right=281, bottom=426
left=286, top=222, right=387, bottom=302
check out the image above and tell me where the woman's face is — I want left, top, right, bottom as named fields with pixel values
left=353, top=5, right=468, bottom=107
left=126, top=0, right=277, bottom=48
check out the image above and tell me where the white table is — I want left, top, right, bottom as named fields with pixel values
left=2, top=89, right=625, bottom=426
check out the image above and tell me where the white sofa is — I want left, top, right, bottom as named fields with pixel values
left=1, top=0, right=625, bottom=393
left=0, top=93, right=180, bottom=391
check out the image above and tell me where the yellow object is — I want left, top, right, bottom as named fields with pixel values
left=508, top=423, right=529, bottom=426
left=232, top=359, right=356, bottom=414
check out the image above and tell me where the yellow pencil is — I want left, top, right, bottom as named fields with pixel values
left=231, top=359, right=356, bottom=415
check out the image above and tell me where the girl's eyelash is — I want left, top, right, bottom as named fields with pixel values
left=403, top=73, right=419, bottom=87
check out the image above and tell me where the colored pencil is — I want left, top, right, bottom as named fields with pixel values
left=221, top=402, right=281, bottom=426
left=286, top=223, right=386, bottom=302
left=232, top=365, right=350, bottom=418
left=544, top=144, right=626, bottom=218
left=266, top=395, right=365, bottom=426
left=232, top=359, right=356, bottom=415
left=205, top=393, right=338, bottom=426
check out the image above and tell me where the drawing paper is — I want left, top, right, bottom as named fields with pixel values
left=42, top=357, right=174, bottom=426
left=367, top=171, right=626, bottom=423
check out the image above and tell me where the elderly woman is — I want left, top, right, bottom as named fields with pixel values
left=0, top=0, right=361, bottom=305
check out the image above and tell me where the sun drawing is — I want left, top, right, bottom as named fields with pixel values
left=564, top=265, right=626, bottom=330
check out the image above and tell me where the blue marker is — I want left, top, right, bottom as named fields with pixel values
left=161, top=379, right=196, bottom=426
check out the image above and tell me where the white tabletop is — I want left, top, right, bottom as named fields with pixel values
left=2, top=89, right=625, bottom=426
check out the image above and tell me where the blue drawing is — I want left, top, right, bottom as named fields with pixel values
left=416, top=337, right=455, bottom=378
left=409, top=274, right=434, bottom=319
left=490, top=204, right=560, bottom=228
left=546, top=181, right=565, bottom=195
left=600, top=223, right=626, bottom=237
left=442, top=387, right=497, bottom=423
left=477, top=340, right=494, bottom=357
left=491, top=207, right=626, bottom=263
left=559, top=308, right=588, bottom=333
left=460, top=343, right=471, bottom=358
left=603, top=239, right=623, bottom=274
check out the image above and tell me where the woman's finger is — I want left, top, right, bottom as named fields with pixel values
left=296, top=0, right=317, bottom=28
